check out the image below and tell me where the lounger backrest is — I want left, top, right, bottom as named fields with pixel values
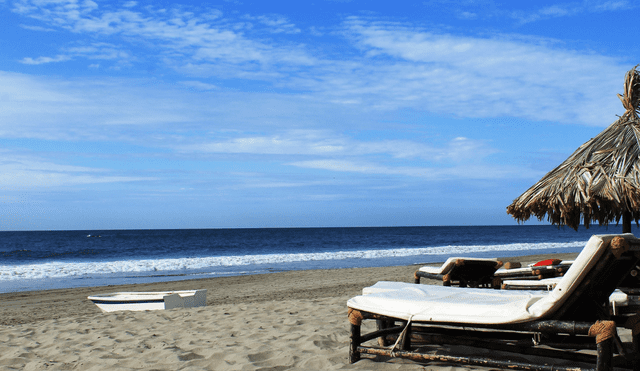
left=528, top=233, right=640, bottom=319
left=419, top=257, right=498, bottom=275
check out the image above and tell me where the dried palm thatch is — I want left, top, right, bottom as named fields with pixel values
left=507, top=65, right=640, bottom=231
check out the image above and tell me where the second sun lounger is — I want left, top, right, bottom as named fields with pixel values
left=413, top=257, right=503, bottom=287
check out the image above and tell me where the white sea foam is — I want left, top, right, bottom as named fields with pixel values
left=0, top=241, right=585, bottom=282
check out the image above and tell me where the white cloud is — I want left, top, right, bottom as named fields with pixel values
left=430, top=0, right=634, bottom=24
left=20, top=24, right=56, bottom=31
left=20, top=55, right=71, bottom=65
left=240, top=179, right=334, bottom=189
left=323, top=18, right=626, bottom=125
left=287, top=159, right=519, bottom=180
left=509, top=0, right=633, bottom=24
left=66, top=43, right=130, bottom=60
left=0, top=171, right=149, bottom=187
left=174, top=130, right=513, bottom=180
left=0, top=153, right=155, bottom=188
left=180, top=131, right=346, bottom=156
left=0, top=71, right=213, bottom=140
left=252, top=15, right=301, bottom=34
left=12, top=0, right=315, bottom=72
left=0, top=71, right=79, bottom=104
left=178, top=131, right=495, bottom=162
left=594, top=1, right=629, bottom=11
left=6, top=2, right=634, bottom=131
left=179, top=80, right=218, bottom=91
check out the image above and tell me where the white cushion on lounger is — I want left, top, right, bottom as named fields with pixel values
left=348, top=234, right=637, bottom=324
left=364, top=281, right=630, bottom=307
left=536, top=260, right=574, bottom=266
left=494, top=266, right=536, bottom=276
left=353, top=284, right=546, bottom=323
left=418, top=257, right=499, bottom=275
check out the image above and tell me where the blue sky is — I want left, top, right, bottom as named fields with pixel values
left=0, top=0, right=638, bottom=230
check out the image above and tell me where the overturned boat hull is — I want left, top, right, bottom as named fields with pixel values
left=88, top=289, right=206, bottom=312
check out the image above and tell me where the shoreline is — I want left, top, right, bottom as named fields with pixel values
left=0, top=251, right=578, bottom=327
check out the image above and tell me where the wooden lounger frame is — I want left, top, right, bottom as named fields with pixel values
left=350, top=236, right=640, bottom=370
left=495, top=262, right=573, bottom=280
left=349, top=313, right=629, bottom=370
left=414, top=259, right=503, bottom=288
left=501, top=280, right=559, bottom=290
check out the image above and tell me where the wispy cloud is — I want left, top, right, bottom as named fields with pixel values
left=12, top=0, right=314, bottom=73
left=251, top=15, right=301, bottom=34
left=179, top=80, right=218, bottom=91
left=6, top=0, right=634, bottom=132
left=178, top=131, right=495, bottom=161
left=66, top=43, right=130, bottom=60
left=180, top=131, right=347, bottom=156
left=20, top=55, right=71, bottom=65
left=0, top=153, right=155, bottom=188
left=20, top=43, right=133, bottom=69
left=510, top=0, right=633, bottom=24
left=328, top=17, right=626, bottom=125
left=425, top=0, right=634, bottom=24
left=525, top=0, right=630, bottom=23
left=175, top=130, right=514, bottom=180
left=20, top=24, right=56, bottom=32
left=287, top=159, right=520, bottom=180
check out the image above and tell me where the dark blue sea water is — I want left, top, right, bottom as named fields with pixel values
left=0, top=225, right=632, bottom=293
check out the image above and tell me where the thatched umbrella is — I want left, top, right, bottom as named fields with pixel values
left=507, top=65, right=640, bottom=232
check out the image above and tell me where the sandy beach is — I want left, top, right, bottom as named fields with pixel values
left=0, top=252, right=581, bottom=370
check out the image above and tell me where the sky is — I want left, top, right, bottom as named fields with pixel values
left=0, top=0, right=638, bottom=230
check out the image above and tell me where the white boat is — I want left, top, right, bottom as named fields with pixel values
left=87, top=289, right=207, bottom=312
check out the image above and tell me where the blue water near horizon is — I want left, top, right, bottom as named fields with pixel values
left=0, top=225, right=634, bottom=293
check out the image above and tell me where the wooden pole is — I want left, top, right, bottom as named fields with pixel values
left=358, top=347, right=596, bottom=371
left=596, top=337, right=613, bottom=371
left=632, top=331, right=640, bottom=371
left=623, top=211, right=632, bottom=234
left=349, top=324, right=361, bottom=363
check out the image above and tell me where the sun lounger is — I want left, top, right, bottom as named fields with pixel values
left=348, top=234, right=640, bottom=370
left=494, top=259, right=574, bottom=280
left=413, top=257, right=503, bottom=287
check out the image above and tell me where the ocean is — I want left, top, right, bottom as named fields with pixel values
left=0, top=225, right=631, bottom=293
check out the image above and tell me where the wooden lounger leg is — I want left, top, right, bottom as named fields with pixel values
left=632, top=333, right=640, bottom=371
left=590, top=320, right=615, bottom=371
left=376, top=320, right=386, bottom=346
left=633, top=337, right=640, bottom=371
left=349, top=323, right=361, bottom=363
left=623, top=314, right=640, bottom=370
left=348, top=309, right=363, bottom=363
left=402, top=321, right=411, bottom=350
left=376, top=319, right=395, bottom=346
left=596, top=338, right=613, bottom=371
